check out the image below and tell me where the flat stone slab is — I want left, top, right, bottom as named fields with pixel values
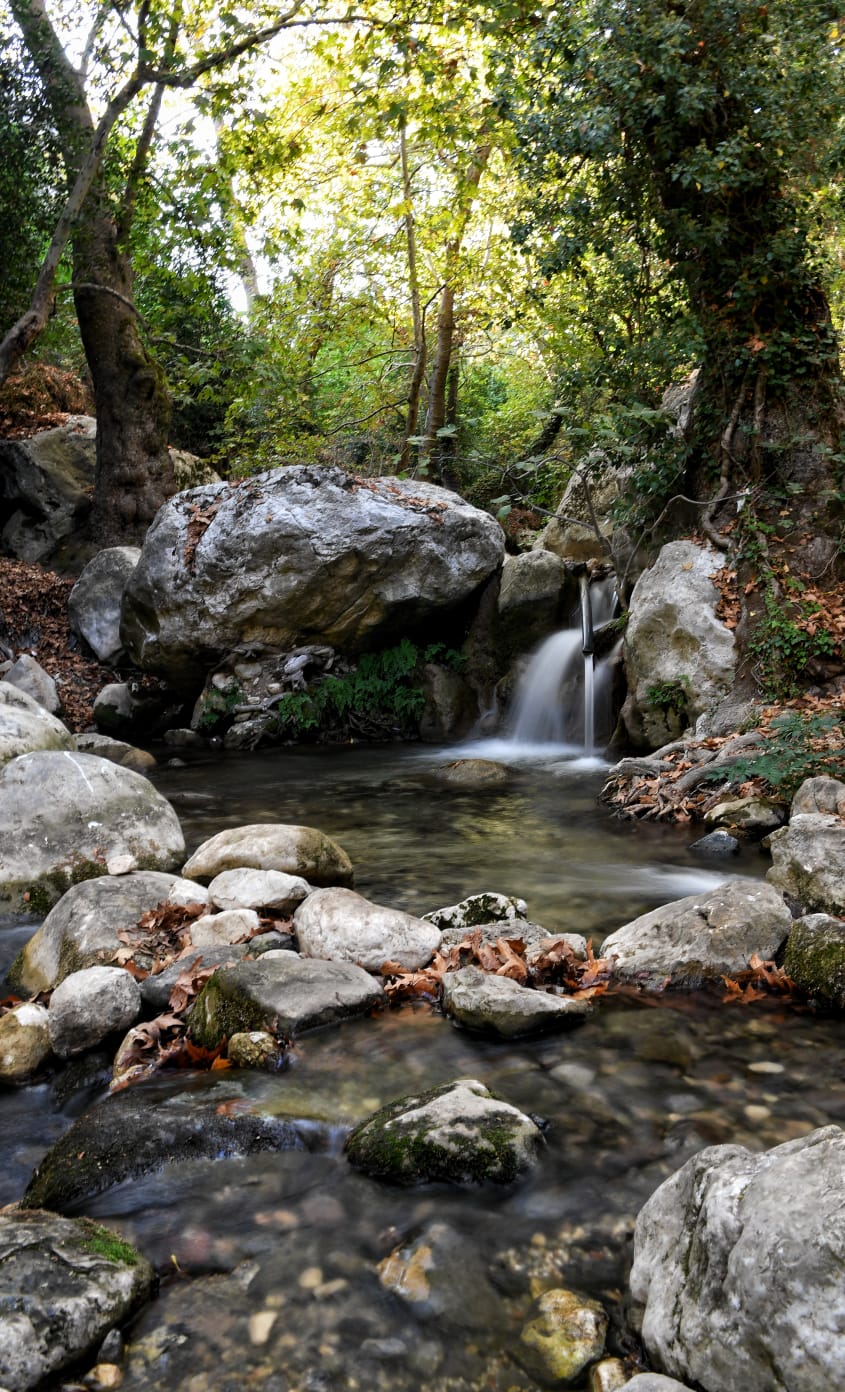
left=346, top=1077, right=545, bottom=1185
left=441, top=966, right=592, bottom=1038
left=188, top=953, right=384, bottom=1046
left=0, top=1209, right=153, bottom=1391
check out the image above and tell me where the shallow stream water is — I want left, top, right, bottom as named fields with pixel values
left=4, top=743, right=845, bottom=1392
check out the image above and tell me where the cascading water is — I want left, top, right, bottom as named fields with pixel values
left=506, top=572, right=619, bottom=751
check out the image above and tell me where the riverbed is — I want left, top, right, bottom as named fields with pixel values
left=4, top=743, right=844, bottom=1392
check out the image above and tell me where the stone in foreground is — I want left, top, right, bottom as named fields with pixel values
left=629, top=1125, right=845, bottom=1392
left=188, top=953, right=383, bottom=1047
left=0, top=1209, right=153, bottom=1391
left=346, top=1077, right=544, bottom=1185
left=601, top=880, right=792, bottom=989
left=182, top=822, right=353, bottom=887
left=0, top=750, right=185, bottom=913
left=514, top=1287, right=608, bottom=1386
left=442, top=965, right=591, bottom=1037
left=766, top=812, right=845, bottom=915
left=294, top=886, right=441, bottom=972
left=8, top=870, right=207, bottom=995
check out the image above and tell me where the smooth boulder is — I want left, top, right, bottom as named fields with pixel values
left=183, top=822, right=353, bottom=887
left=120, top=465, right=505, bottom=686
left=0, top=751, right=185, bottom=914
left=0, top=1003, right=52, bottom=1082
left=207, top=867, right=312, bottom=914
left=188, top=954, right=384, bottom=1046
left=68, top=546, right=141, bottom=663
left=0, top=1209, right=153, bottom=1392
left=8, top=870, right=206, bottom=995
left=47, top=966, right=141, bottom=1058
left=601, top=881, right=792, bottom=989
left=629, top=1126, right=845, bottom=1392
left=3, top=654, right=59, bottom=713
left=0, top=681, right=74, bottom=767
left=766, top=813, right=845, bottom=915
left=442, top=966, right=591, bottom=1037
left=346, top=1077, right=545, bottom=1185
left=294, top=887, right=441, bottom=972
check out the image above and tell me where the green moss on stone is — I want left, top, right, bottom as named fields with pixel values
left=783, top=919, right=845, bottom=1009
left=78, top=1220, right=140, bottom=1267
left=188, top=972, right=269, bottom=1048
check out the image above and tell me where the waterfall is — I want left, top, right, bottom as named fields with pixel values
left=506, top=572, right=618, bottom=751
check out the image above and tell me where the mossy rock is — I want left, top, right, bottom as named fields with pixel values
left=345, top=1077, right=545, bottom=1186
left=783, top=915, right=845, bottom=1010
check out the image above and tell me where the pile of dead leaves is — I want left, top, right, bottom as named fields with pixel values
left=722, top=954, right=802, bottom=1005
left=0, top=363, right=93, bottom=438
left=0, top=556, right=113, bottom=730
left=381, top=928, right=613, bottom=1007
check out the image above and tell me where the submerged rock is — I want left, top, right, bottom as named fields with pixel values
left=346, top=1077, right=545, bottom=1185
left=0, top=1210, right=153, bottom=1391
left=601, top=881, right=792, bottom=989
left=0, top=681, right=74, bottom=767
left=766, top=813, right=845, bottom=915
left=0, top=750, right=185, bottom=914
left=294, top=886, right=441, bottom=972
left=629, top=1125, right=845, bottom=1392
left=514, top=1287, right=608, bottom=1386
left=442, top=966, right=591, bottom=1038
left=377, top=1220, right=503, bottom=1330
left=183, top=822, right=354, bottom=887
left=430, top=758, right=510, bottom=787
left=8, top=870, right=207, bottom=995
left=22, top=1083, right=313, bottom=1212
left=188, top=954, right=383, bottom=1046
left=783, top=914, right=845, bottom=1009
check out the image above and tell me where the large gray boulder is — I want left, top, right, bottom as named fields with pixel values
left=441, top=966, right=591, bottom=1037
left=766, top=813, right=845, bottom=915
left=0, top=1210, right=154, bottom=1392
left=47, top=965, right=141, bottom=1057
left=629, top=1126, right=845, bottom=1392
left=601, top=881, right=792, bottom=989
left=0, top=751, right=185, bottom=915
left=183, top=822, right=354, bottom=887
left=188, top=953, right=384, bottom=1046
left=294, top=887, right=441, bottom=972
left=0, top=681, right=74, bottom=766
left=68, top=546, right=141, bottom=663
left=8, top=869, right=207, bottom=995
left=494, top=551, right=573, bottom=659
left=621, top=541, right=736, bottom=750
left=346, top=1077, right=544, bottom=1185
left=0, top=416, right=96, bottom=564
left=120, top=465, right=505, bottom=687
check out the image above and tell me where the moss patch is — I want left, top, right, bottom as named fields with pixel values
left=78, top=1220, right=140, bottom=1267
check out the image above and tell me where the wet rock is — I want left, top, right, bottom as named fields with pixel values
left=0, top=751, right=185, bottom=914
left=377, top=1220, right=503, bottom=1330
left=621, top=540, right=736, bottom=751
left=22, top=1084, right=312, bottom=1212
left=704, top=796, right=787, bottom=837
left=418, top=664, right=479, bottom=743
left=137, top=936, right=290, bottom=1014
left=75, top=732, right=157, bottom=773
left=423, top=891, right=529, bottom=931
left=0, top=1209, right=153, bottom=1391
left=3, top=653, right=59, bottom=713
left=346, top=1077, right=545, bottom=1185
left=430, top=757, right=510, bottom=786
left=442, top=966, right=591, bottom=1038
left=783, top=914, right=845, bottom=1009
left=68, top=546, right=141, bottom=664
left=767, top=813, right=845, bottom=915
left=120, top=466, right=504, bottom=689
left=227, top=1031, right=285, bottom=1070
left=495, top=551, right=572, bottom=661
left=629, top=1125, right=845, bottom=1392
left=188, top=954, right=384, bottom=1047
left=183, top=822, right=354, bottom=887
left=189, top=908, right=261, bottom=946
left=48, top=965, right=141, bottom=1058
left=163, top=727, right=206, bottom=749
left=601, top=880, right=792, bottom=989
left=0, top=680, right=74, bottom=766
left=8, top=870, right=207, bottom=995
left=294, top=887, right=441, bottom=972
left=208, top=867, right=312, bottom=914
left=791, top=775, right=845, bottom=818
left=514, top=1287, right=608, bottom=1386
left=688, top=830, right=740, bottom=858
left=0, top=1002, right=52, bottom=1082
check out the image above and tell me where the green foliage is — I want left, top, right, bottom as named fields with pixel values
left=704, top=711, right=845, bottom=797
left=748, top=586, right=835, bottom=700
left=273, top=640, right=464, bottom=740
left=646, top=675, right=690, bottom=713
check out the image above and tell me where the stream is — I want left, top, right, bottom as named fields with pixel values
left=4, top=743, right=845, bottom=1392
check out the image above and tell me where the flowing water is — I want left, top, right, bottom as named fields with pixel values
left=3, top=743, right=845, bottom=1392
